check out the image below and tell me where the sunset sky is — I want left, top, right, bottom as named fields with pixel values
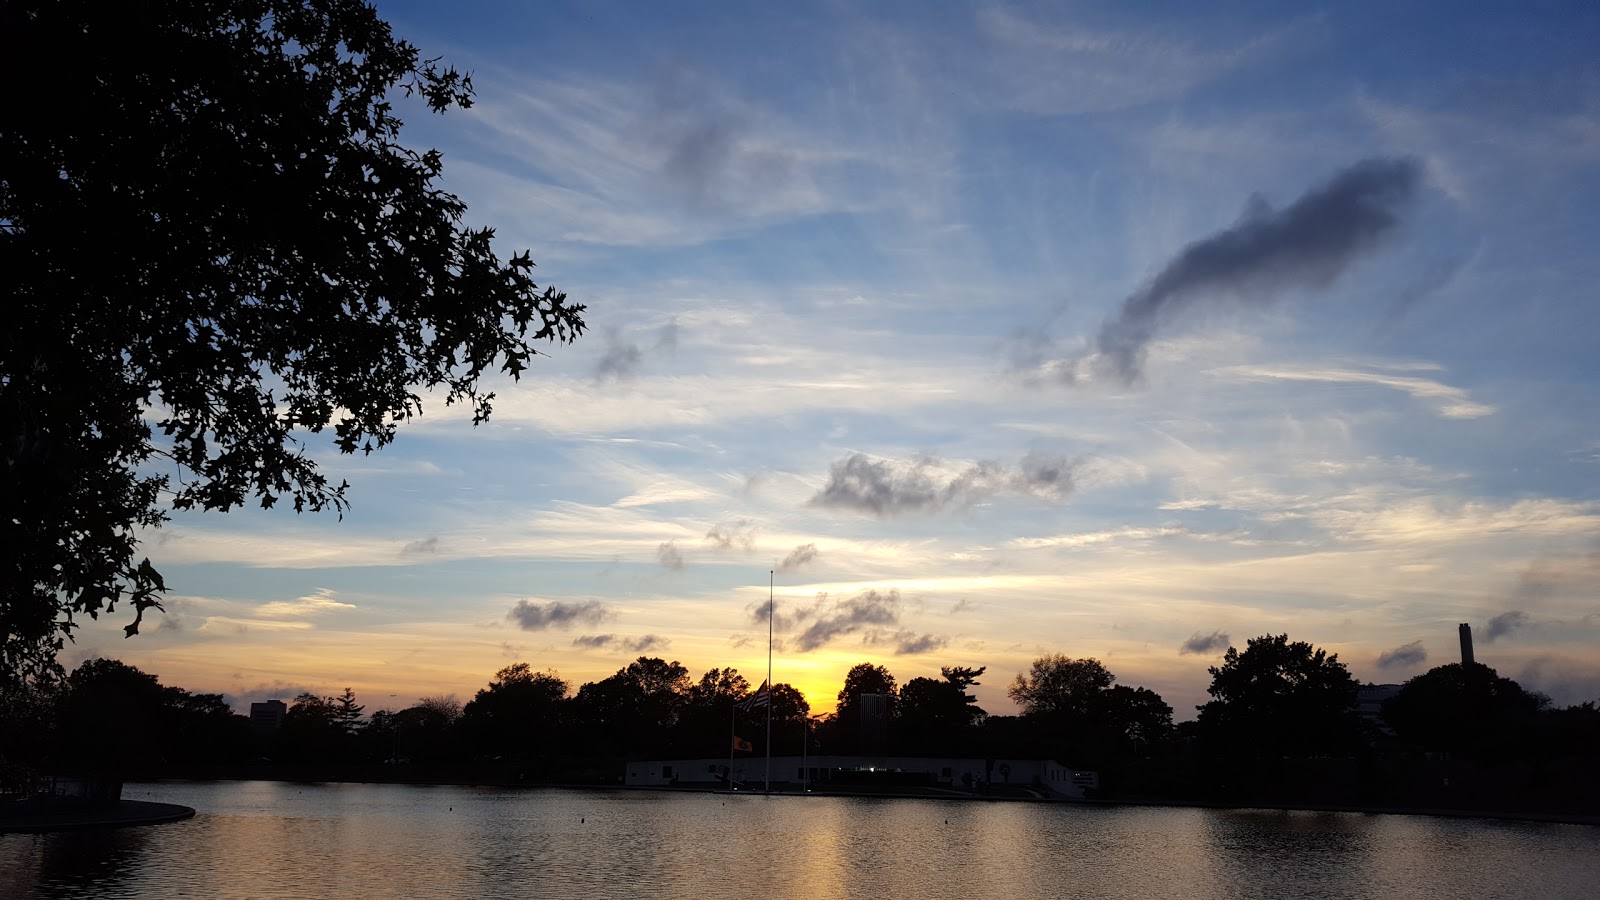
left=71, top=1, right=1600, bottom=719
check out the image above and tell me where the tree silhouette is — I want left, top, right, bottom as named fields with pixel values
left=1382, top=662, right=1548, bottom=759
left=898, top=666, right=987, bottom=755
left=50, top=658, right=250, bottom=774
left=460, top=664, right=569, bottom=761
left=832, top=663, right=897, bottom=754
left=567, top=657, right=690, bottom=761
left=836, top=663, right=898, bottom=714
left=1197, top=634, right=1359, bottom=759
left=1007, top=656, right=1171, bottom=768
left=1008, top=656, right=1113, bottom=717
left=1, top=0, right=585, bottom=682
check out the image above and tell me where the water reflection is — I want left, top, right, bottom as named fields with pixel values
left=2, top=783, right=1596, bottom=899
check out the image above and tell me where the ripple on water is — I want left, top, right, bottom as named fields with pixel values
left=2, top=783, right=1596, bottom=899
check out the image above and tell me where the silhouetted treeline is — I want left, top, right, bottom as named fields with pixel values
left=5, top=639, right=1597, bottom=815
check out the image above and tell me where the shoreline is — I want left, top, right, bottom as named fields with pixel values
left=106, top=775, right=1600, bottom=829
left=0, top=799, right=195, bottom=834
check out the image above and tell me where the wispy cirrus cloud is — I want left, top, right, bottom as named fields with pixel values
left=976, top=7, right=1308, bottom=116
left=1216, top=364, right=1494, bottom=419
left=256, top=589, right=356, bottom=618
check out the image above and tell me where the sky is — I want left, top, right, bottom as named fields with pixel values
left=71, top=1, right=1600, bottom=719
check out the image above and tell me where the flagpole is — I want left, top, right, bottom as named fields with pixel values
left=801, top=715, right=809, bottom=793
left=765, top=568, right=773, bottom=794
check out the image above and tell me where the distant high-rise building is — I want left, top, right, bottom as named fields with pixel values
left=250, top=699, right=287, bottom=733
left=1459, top=623, right=1475, bottom=666
left=858, top=693, right=888, bottom=755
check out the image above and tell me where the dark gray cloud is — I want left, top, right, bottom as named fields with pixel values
left=1515, top=657, right=1600, bottom=708
left=749, top=598, right=786, bottom=631
left=651, top=70, right=796, bottom=210
left=704, top=519, right=757, bottom=552
left=594, top=320, right=680, bottom=382
left=1381, top=253, right=1470, bottom=329
left=811, top=454, right=943, bottom=516
left=810, top=452, right=1080, bottom=517
left=1179, top=631, right=1231, bottom=656
left=1485, top=610, right=1530, bottom=643
left=657, top=541, right=685, bottom=572
left=1377, top=640, right=1428, bottom=669
left=795, top=589, right=902, bottom=652
left=887, top=630, right=949, bottom=656
left=654, top=319, right=680, bottom=353
left=749, top=592, right=824, bottom=632
left=508, top=599, right=611, bottom=631
left=1091, top=156, right=1423, bottom=383
left=1514, top=548, right=1600, bottom=604
left=778, top=543, right=819, bottom=572
left=573, top=634, right=670, bottom=652
left=402, top=536, right=439, bottom=555
left=1014, top=452, right=1077, bottom=500
left=594, top=331, right=643, bottom=381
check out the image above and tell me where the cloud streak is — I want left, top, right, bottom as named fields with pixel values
left=255, top=589, right=356, bottom=618
left=1218, top=364, right=1494, bottom=419
left=778, top=543, right=819, bottom=572
left=704, top=519, right=757, bottom=552
left=573, top=633, right=671, bottom=652
left=1092, top=156, right=1423, bottom=383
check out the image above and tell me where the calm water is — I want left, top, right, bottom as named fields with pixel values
left=2, top=781, right=1596, bottom=899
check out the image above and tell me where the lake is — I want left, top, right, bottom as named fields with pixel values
left=2, top=781, right=1596, bottom=898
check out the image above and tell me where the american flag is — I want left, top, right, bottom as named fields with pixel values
left=739, top=680, right=772, bottom=711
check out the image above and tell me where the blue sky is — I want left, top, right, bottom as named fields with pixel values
left=75, top=1, right=1600, bottom=717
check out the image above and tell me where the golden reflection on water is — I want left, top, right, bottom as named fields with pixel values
left=2, top=783, right=1597, bottom=900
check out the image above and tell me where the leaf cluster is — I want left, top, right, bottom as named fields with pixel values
left=1, top=0, right=585, bottom=671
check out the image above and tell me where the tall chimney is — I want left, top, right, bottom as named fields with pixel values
left=1459, top=623, right=1475, bottom=666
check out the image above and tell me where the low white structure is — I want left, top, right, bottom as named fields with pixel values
left=624, top=755, right=1097, bottom=798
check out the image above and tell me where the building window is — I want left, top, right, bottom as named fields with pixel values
left=662, top=765, right=673, bottom=778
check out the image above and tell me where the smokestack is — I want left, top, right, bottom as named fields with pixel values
left=1459, top=623, right=1475, bottom=666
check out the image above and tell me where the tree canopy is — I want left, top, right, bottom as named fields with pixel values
left=1382, top=662, right=1549, bottom=758
left=1197, top=634, right=1359, bottom=759
left=1006, top=656, right=1171, bottom=767
left=1008, top=655, right=1114, bottom=718
left=836, top=663, right=898, bottom=716
left=0, top=0, right=585, bottom=683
